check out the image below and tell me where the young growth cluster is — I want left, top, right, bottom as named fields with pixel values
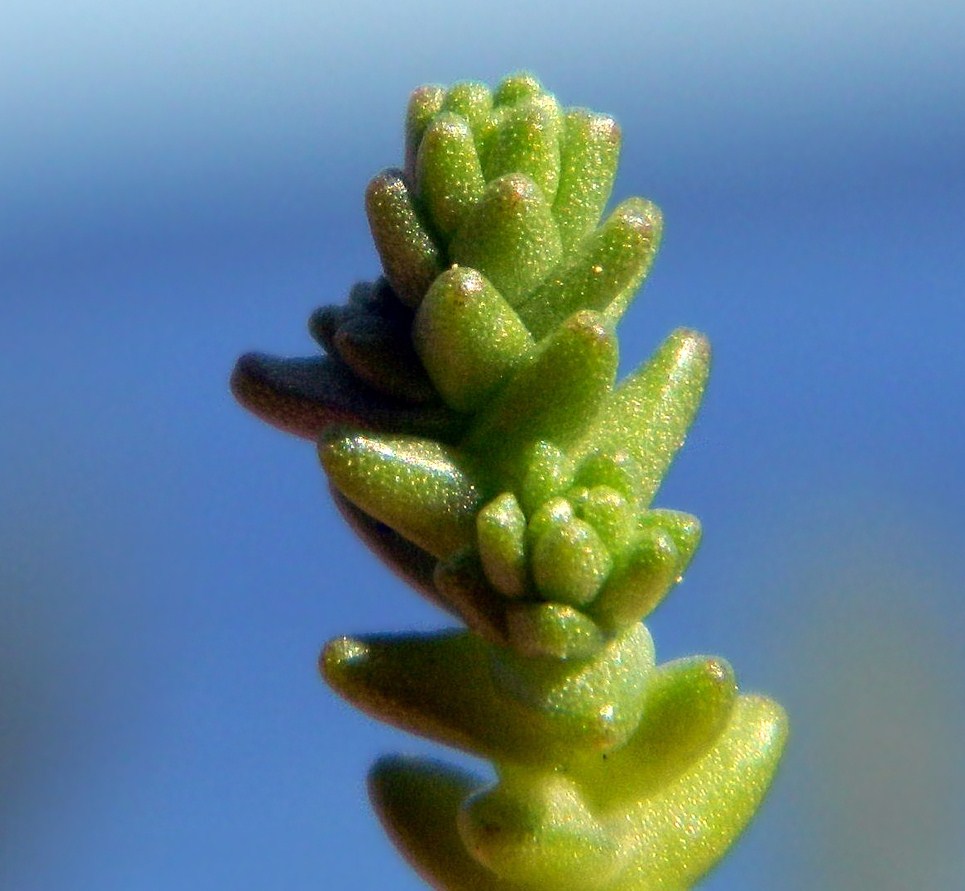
left=233, top=72, right=786, bottom=891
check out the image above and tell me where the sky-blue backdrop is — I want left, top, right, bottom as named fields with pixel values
left=3, top=2, right=964, bottom=888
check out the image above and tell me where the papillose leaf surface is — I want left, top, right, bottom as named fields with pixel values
left=232, top=72, right=787, bottom=890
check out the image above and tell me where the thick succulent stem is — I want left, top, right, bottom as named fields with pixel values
left=233, top=72, right=786, bottom=891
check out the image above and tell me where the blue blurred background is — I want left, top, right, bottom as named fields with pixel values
left=3, top=1, right=964, bottom=888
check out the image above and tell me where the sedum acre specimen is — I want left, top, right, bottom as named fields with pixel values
left=232, top=72, right=787, bottom=890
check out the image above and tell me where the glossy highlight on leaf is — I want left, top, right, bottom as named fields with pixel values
left=413, top=266, right=534, bottom=413
left=232, top=70, right=786, bottom=891
left=320, top=428, right=485, bottom=559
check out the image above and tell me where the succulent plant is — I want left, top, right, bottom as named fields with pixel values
left=232, top=71, right=787, bottom=891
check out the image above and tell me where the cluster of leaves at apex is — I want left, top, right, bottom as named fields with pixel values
left=232, top=72, right=786, bottom=891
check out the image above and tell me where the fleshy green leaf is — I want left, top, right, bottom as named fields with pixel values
left=641, top=509, right=702, bottom=577
left=404, top=84, right=445, bottom=180
left=459, top=768, right=623, bottom=890
left=476, top=492, right=529, bottom=599
left=441, top=81, right=493, bottom=135
left=526, top=495, right=575, bottom=544
left=448, top=173, right=563, bottom=306
left=505, top=601, right=605, bottom=660
left=530, top=510, right=612, bottom=607
left=611, top=694, right=788, bottom=890
left=517, top=441, right=574, bottom=517
left=572, top=450, right=646, bottom=510
left=366, top=168, right=445, bottom=307
left=464, top=311, right=618, bottom=473
left=493, top=72, right=545, bottom=106
left=574, top=328, right=710, bottom=506
left=589, top=525, right=680, bottom=632
left=568, top=485, right=635, bottom=556
left=319, top=428, right=485, bottom=558
left=413, top=266, right=534, bottom=412
left=482, top=96, right=563, bottom=203
left=516, top=198, right=663, bottom=339
left=553, top=109, right=622, bottom=250
left=489, top=623, right=656, bottom=751
left=324, top=631, right=568, bottom=765
left=416, top=112, right=486, bottom=238
left=569, top=656, right=738, bottom=809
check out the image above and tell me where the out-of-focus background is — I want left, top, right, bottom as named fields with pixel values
left=3, top=2, right=963, bottom=888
